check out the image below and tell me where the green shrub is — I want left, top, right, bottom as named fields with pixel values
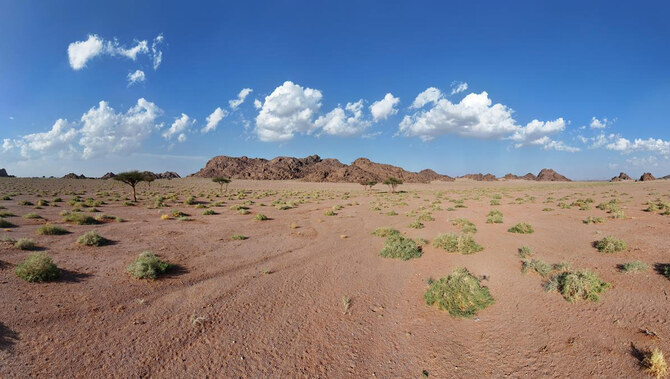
left=583, top=216, right=605, bottom=224
left=408, top=220, right=424, bottom=229
left=63, top=212, right=100, bottom=225
left=433, top=233, right=483, bottom=255
left=452, top=218, right=477, bottom=233
left=254, top=213, right=269, bottom=221
left=594, top=236, right=627, bottom=254
left=0, top=211, right=15, bottom=217
left=379, top=234, right=422, bottom=260
left=618, top=261, right=649, bottom=273
left=127, top=252, right=171, bottom=279
left=202, top=209, right=216, bottom=215
left=15, top=253, right=59, bottom=282
left=0, top=218, right=16, bottom=228
left=14, top=238, right=36, bottom=250
left=371, top=227, right=399, bottom=237
left=77, top=231, right=107, bottom=246
left=18, top=200, right=34, bottom=206
left=36, top=224, right=69, bottom=235
left=23, top=212, right=42, bottom=219
left=508, top=222, right=534, bottom=234
left=544, top=269, right=609, bottom=302
left=231, top=234, right=248, bottom=240
left=424, top=267, right=494, bottom=318
left=518, top=246, right=532, bottom=258
left=486, top=210, right=503, bottom=224
left=324, top=210, right=336, bottom=216
left=185, top=196, right=196, bottom=205
left=521, top=259, right=569, bottom=277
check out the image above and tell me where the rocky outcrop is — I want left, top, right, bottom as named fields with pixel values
left=535, top=169, right=571, bottom=182
left=661, top=175, right=670, bottom=180
left=503, top=173, right=536, bottom=180
left=190, top=155, right=453, bottom=183
left=610, top=172, right=632, bottom=182
left=101, top=172, right=116, bottom=179
left=63, top=173, right=87, bottom=179
left=0, top=168, right=8, bottom=177
left=459, top=173, right=497, bottom=181
left=639, top=172, right=656, bottom=181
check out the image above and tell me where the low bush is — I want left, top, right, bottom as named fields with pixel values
left=127, top=252, right=171, bottom=279
left=544, top=269, right=609, bottom=302
left=618, top=260, right=649, bottom=273
left=644, top=348, right=668, bottom=379
left=254, top=213, right=269, bottom=221
left=371, top=227, right=399, bottom=237
left=594, top=236, right=627, bottom=254
left=518, top=246, right=532, bottom=258
left=0, top=218, right=16, bottom=228
left=23, top=213, right=42, bottom=219
left=77, top=231, right=108, bottom=246
left=424, top=267, right=494, bottom=318
left=433, top=233, right=483, bottom=255
left=379, top=234, right=422, bottom=260
left=14, top=238, right=36, bottom=250
left=508, top=222, right=534, bottom=234
left=15, top=253, right=59, bottom=282
left=486, top=210, right=503, bottom=224
left=452, top=218, right=477, bottom=233
left=36, top=224, right=69, bottom=235
left=231, top=234, right=248, bottom=240
left=63, top=212, right=100, bottom=225
left=583, top=216, right=605, bottom=224
left=202, top=209, right=216, bottom=215
left=408, top=220, right=424, bottom=229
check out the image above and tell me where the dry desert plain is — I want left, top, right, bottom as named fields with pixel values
left=0, top=177, right=669, bottom=378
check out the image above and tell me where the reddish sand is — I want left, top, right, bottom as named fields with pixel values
left=0, top=178, right=668, bottom=378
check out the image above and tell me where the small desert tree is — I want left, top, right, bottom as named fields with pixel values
left=113, top=171, right=150, bottom=202
left=383, top=177, right=402, bottom=193
left=213, top=177, right=231, bottom=194
left=360, top=181, right=377, bottom=191
left=144, top=173, right=155, bottom=187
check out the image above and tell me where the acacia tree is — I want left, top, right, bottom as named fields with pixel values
left=383, top=177, right=402, bottom=193
left=360, top=181, right=377, bottom=191
left=113, top=171, right=151, bottom=202
left=212, top=177, right=231, bottom=194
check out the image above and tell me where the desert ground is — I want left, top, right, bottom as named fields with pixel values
left=0, top=177, right=669, bottom=378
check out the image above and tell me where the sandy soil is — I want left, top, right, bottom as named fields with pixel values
left=0, top=178, right=669, bottom=378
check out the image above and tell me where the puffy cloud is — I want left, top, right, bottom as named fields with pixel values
left=151, top=34, right=164, bottom=70
left=253, top=99, right=262, bottom=109
left=229, top=88, right=253, bottom=110
left=510, top=118, right=566, bottom=146
left=590, top=117, right=613, bottom=129
left=68, top=35, right=104, bottom=70
left=255, top=81, right=322, bottom=142
left=80, top=98, right=163, bottom=158
left=127, top=70, right=146, bottom=86
left=410, top=87, right=442, bottom=109
left=450, top=81, right=468, bottom=95
left=202, top=107, right=228, bottom=133
left=67, top=34, right=162, bottom=71
left=583, top=133, right=670, bottom=157
left=315, top=100, right=371, bottom=137
left=11, top=119, right=79, bottom=158
left=399, top=91, right=519, bottom=141
left=163, top=113, right=195, bottom=141
left=370, top=93, right=399, bottom=121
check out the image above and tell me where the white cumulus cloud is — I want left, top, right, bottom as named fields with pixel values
left=229, top=88, right=253, bottom=110
left=370, top=93, right=399, bottom=122
left=202, top=107, right=228, bottom=133
left=11, top=119, right=79, bottom=158
left=410, top=87, right=442, bottom=109
left=80, top=98, right=163, bottom=158
left=127, top=70, right=146, bottom=86
left=255, top=81, right=322, bottom=142
left=151, top=34, right=164, bottom=70
left=67, top=35, right=104, bottom=70
left=315, top=100, right=371, bottom=137
left=68, top=34, right=163, bottom=71
left=590, top=117, right=613, bottom=129
left=163, top=113, right=195, bottom=141
left=450, top=81, right=468, bottom=95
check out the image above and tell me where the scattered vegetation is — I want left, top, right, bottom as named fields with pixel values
left=383, top=177, right=402, bottom=193
left=14, top=238, right=36, bottom=250
left=594, top=236, right=627, bottom=254
left=36, top=224, right=69, bottom=235
left=15, top=253, right=60, bottom=282
left=63, top=212, right=100, bottom=225
left=127, top=252, right=171, bottom=279
left=486, top=210, right=503, bottom=224
left=643, top=348, right=668, bottom=379
left=379, top=233, right=422, bottom=260
left=433, top=233, right=483, bottom=255
left=371, top=227, right=399, bottom=237
left=518, top=246, right=532, bottom=258
left=508, top=222, right=534, bottom=234
left=231, top=234, right=248, bottom=240
left=77, top=230, right=108, bottom=246
left=424, top=267, right=494, bottom=318
left=618, top=261, right=649, bottom=273
left=113, top=171, right=152, bottom=202
left=452, top=218, right=477, bottom=233
left=0, top=218, right=16, bottom=228
left=254, top=213, right=269, bottom=221
left=544, top=269, right=609, bottom=303
left=583, top=216, right=605, bottom=224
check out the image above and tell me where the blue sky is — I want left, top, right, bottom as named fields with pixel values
left=1, top=0, right=669, bottom=179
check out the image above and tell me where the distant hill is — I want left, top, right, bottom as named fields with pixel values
left=190, top=155, right=455, bottom=183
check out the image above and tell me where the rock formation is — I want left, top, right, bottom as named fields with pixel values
left=190, top=155, right=453, bottom=183
left=639, top=172, right=656, bottom=181
left=610, top=172, right=632, bottom=182
left=535, top=169, right=571, bottom=182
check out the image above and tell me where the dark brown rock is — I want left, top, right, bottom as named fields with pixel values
left=639, top=172, right=656, bottom=181
left=535, top=169, right=570, bottom=182
left=610, top=172, right=632, bottom=182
